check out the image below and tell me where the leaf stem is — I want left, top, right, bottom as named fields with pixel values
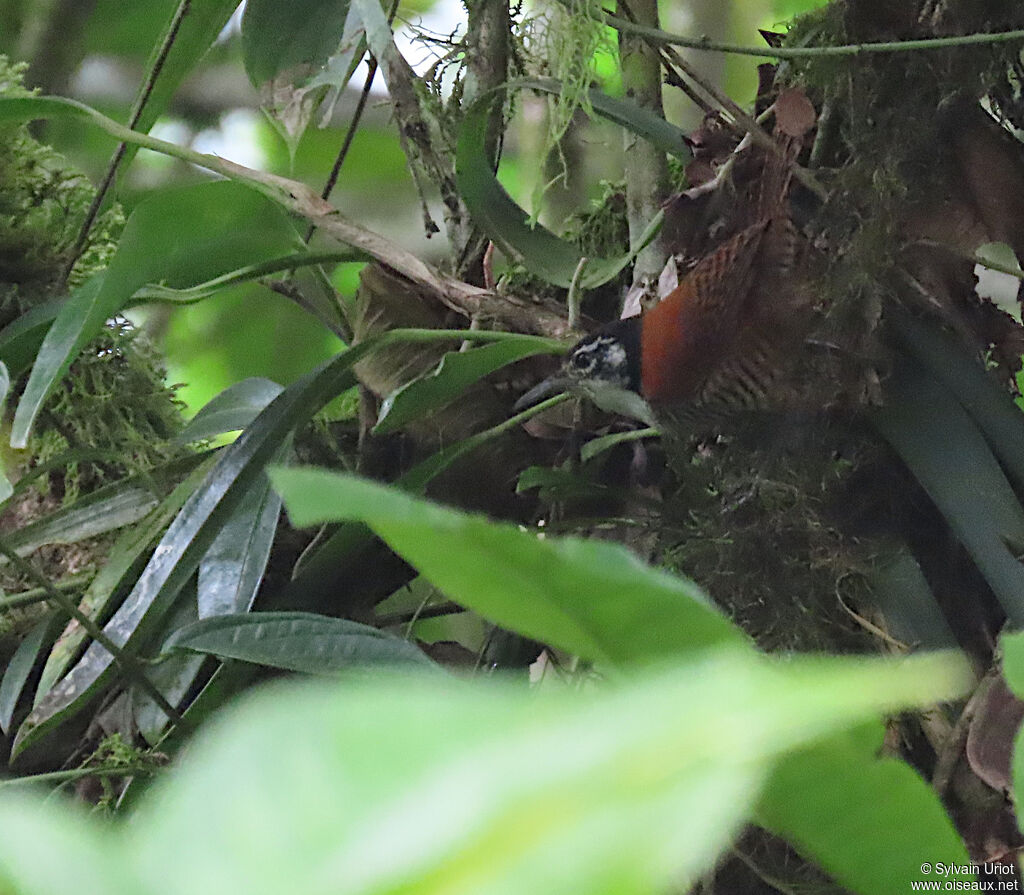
left=0, top=763, right=158, bottom=788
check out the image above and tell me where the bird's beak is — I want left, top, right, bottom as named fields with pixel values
left=513, top=375, right=571, bottom=411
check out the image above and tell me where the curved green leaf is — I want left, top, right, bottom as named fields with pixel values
left=165, top=611, right=433, bottom=672
left=270, top=467, right=741, bottom=665
left=128, top=649, right=969, bottom=895
left=374, top=339, right=556, bottom=435
left=11, top=181, right=304, bottom=448
left=0, top=796, right=122, bottom=895
left=456, top=78, right=690, bottom=288
left=0, top=297, right=66, bottom=377
left=177, top=378, right=285, bottom=444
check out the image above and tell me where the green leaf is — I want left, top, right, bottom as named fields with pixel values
left=758, top=729, right=973, bottom=893
left=1004, top=632, right=1024, bottom=817
left=118, top=0, right=242, bottom=173
left=11, top=181, right=303, bottom=448
left=33, top=457, right=214, bottom=707
left=165, top=611, right=434, bottom=672
left=12, top=344, right=360, bottom=761
left=129, top=649, right=970, bottom=895
left=2, top=478, right=162, bottom=560
left=0, top=614, right=61, bottom=735
left=0, top=796, right=125, bottom=895
left=1004, top=630, right=1024, bottom=696
left=0, top=297, right=66, bottom=377
left=197, top=459, right=285, bottom=618
left=890, top=310, right=1024, bottom=494
left=177, top=378, right=285, bottom=444
left=456, top=78, right=690, bottom=288
left=870, top=353, right=1024, bottom=626
left=374, top=339, right=557, bottom=435
left=242, top=0, right=352, bottom=86
left=131, top=591, right=206, bottom=745
left=867, top=543, right=957, bottom=651
left=271, top=467, right=742, bottom=665
left=580, top=427, right=659, bottom=463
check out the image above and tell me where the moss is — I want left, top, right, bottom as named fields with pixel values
left=0, top=57, right=185, bottom=598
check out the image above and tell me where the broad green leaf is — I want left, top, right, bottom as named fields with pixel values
left=197, top=452, right=286, bottom=618
left=33, top=456, right=214, bottom=706
left=456, top=78, right=690, bottom=289
left=271, top=467, right=742, bottom=665
left=242, top=0, right=351, bottom=86
left=304, top=5, right=366, bottom=94
left=758, top=729, right=973, bottom=893
left=870, top=354, right=1024, bottom=626
left=11, top=181, right=304, bottom=448
left=165, top=611, right=434, bottom=672
left=374, top=339, right=556, bottom=435
left=117, top=661, right=259, bottom=814
left=129, top=649, right=969, bottom=895
left=0, top=796, right=125, bottom=895
left=177, top=378, right=285, bottom=444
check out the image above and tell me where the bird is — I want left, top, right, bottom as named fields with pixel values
left=515, top=211, right=810, bottom=432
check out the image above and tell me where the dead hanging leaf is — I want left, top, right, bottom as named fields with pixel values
left=774, top=88, right=817, bottom=139
left=948, top=103, right=1024, bottom=263
left=684, top=158, right=716, bottom=188
left=965, top=672, right=1024, bottom=794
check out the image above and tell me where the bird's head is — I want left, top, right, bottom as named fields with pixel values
left=515, top=317, right=651, bottom=423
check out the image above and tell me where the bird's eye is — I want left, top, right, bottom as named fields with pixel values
left=570, top=353, right=590, bottom=370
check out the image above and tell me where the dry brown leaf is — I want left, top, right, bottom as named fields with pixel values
left=774, top=88, right=817, bottom=138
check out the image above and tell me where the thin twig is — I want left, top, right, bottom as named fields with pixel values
left=378, top=600, right=463, bottom=628
left=62, top=0, right=194, bottom=286
left=566, top=256, right=588, bottom=329
left=305, top=0, right=402, bottom=243
left=0, top=571, right=94, bottom=612
left=601, top=10, right=1024, bottom=60
left=0, top=537, right=185, bottom=727
left=649, top=34, right=827, bottom=201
